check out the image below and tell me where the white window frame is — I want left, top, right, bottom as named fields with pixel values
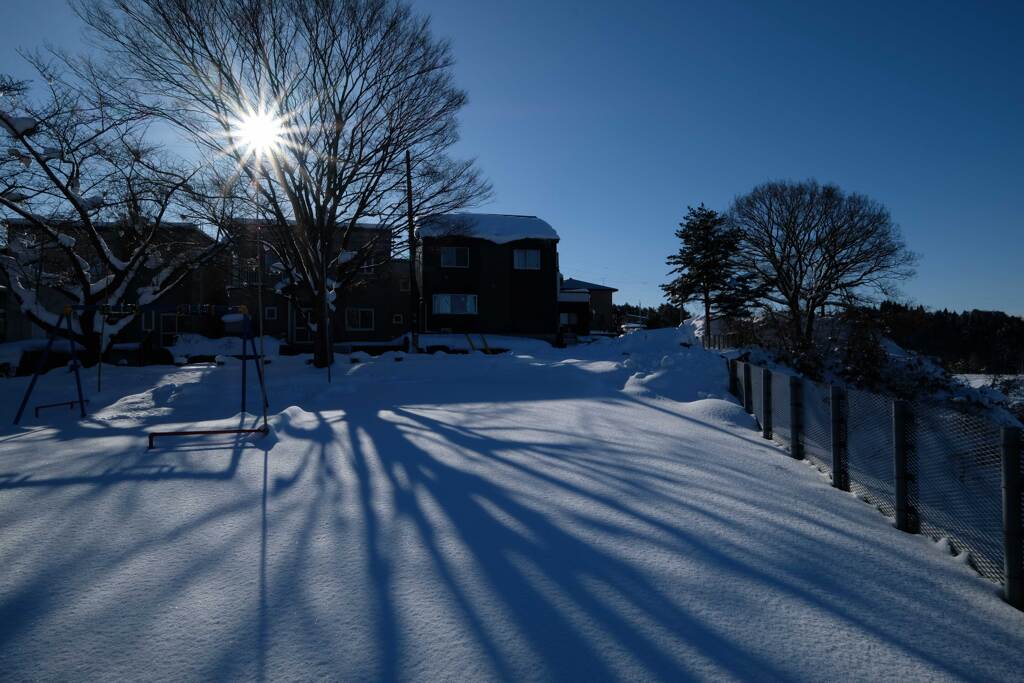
left=264, top=306, right=278, bottom=321
left=432, top=293, right=478, bottom=315
left=345, top=307, right=375, bottom=331
left=440, top=246, right=469, bottom=268
left=513, top=249, right=541, bottom=270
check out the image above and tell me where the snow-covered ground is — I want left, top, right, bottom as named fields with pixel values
left=1, top=327, right=1023, bottom=681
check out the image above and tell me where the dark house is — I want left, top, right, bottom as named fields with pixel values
left=560, top=277, right=618, bottom=334
left=416, top=213, right=560, bottom=340
left=229, top=219, right=412, bottom=348
left=1, top=218, right=227, bottom=352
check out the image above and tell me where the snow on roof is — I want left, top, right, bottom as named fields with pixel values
left=561, top=277, right=618, bottom=292
left=418, top=213, right=558, bottom=244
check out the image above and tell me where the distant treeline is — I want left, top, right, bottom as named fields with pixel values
left=875, top=301, right=1024, bottom=374
left=612, top=303, right=685, bottom=331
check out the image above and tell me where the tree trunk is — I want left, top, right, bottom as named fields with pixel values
left=703, top=294, right=712, bottom=348
left=312, top=289, right=333, bottom=368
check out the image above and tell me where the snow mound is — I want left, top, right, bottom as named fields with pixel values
left=267, top=405, right=322, bottom=439
left=679, top=398, right=758, bottom=431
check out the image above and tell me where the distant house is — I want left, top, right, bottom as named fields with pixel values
left=559, top=277, right=618, bottom=334
left=0, top=218, right=227, bottom=350
left=228, top=219, right=409, bottom=347
left=417, top=213, right=561, bottom=340
left=1, top=211, right=599, bottom=358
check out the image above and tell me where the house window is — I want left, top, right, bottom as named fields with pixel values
left=160, top=313, right=178, bottom=347
left=264, top=306, right=278, bottom=321
left=399, top=277, right=411, bottom=292
left=345, top=308, right=374, bottom=331
left=560, top=312, right=578, bottom=325
left=440, top=246, right=469, bottom=268
left=513, top=249, right=541, bottom=270
left=392, top=313, right=404, bottom=325
left=141, top=311, right=155, bottom=332
left=432, top=294, right=478, bottom=315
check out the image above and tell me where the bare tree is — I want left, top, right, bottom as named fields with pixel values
left=75, top=0, right=491, bottom=366
left=0, top=62, right=227, bottom=356
left=728, top=179, right=916, bottom=360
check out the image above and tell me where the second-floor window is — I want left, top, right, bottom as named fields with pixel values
left=441, top=246, right=469, bottom=268
left=345, top=308, right=374, bottom=331
left=432, top=294, right=477, bottom=315
left=513, top=249, right=541, bottom=270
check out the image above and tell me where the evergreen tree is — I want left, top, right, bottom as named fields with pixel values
left=661, top=204, right=751, bottom=327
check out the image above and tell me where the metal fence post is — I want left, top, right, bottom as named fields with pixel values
left=743, top=363, right=753, bottom=413
left=830, top=385, right=849, bottom=491
left=789, top=376, right=803, bottom=460
left=893, top=400, right=917, bottom=533
left=1002, top=427, right=1022, bottom=610
left=727, top=359, right=738, bottom=397
left=762, top=368, right=772, bottom=440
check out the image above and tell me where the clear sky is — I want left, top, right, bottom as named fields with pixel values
left=4, top=0, right=1022, bottom=314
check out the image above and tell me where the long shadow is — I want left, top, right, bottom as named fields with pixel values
left=343, top=401, right=793, bottom=681
left=389, top=402, right=1023, bottom=675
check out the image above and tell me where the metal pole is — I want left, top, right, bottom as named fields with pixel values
left=97, top=306, right=105, bottom=393
left=743, top=363, right=753, bottom=413
left=1002, top=427, right=1022, bottom=609
left=68, top=312, right=86, bottom=418
left=405, top=150, right=419, bottom=352
left=241, top=309, right=248, bottom=415
left=830, top=385, right=849, bottom=491
left=893, top=399, right=916, bottom=533
left=256, top=223, right=267, bottom=426
left=789, top=376, right=803, bottom=460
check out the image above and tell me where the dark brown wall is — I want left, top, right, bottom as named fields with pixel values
left=589, top=290, right=615, bottom=332
left=419, top=237, right=559, bottom=337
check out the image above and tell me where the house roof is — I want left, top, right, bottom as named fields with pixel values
left=561, top=277, right=618, bottom=293
left=417, top=213, right=559, bottom=244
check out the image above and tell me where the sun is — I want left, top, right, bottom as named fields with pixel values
left=234, top=109, right=285, bottom=158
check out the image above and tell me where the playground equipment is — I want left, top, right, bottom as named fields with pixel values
left=146, top=306, right=270, bottom=448
left=13, top=307, right=87, bottom=425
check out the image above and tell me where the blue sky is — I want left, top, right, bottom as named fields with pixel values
left=4, top=0, right=1022, bottom=314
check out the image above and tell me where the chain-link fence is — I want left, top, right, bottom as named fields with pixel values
left=724, top=358, right=1023, bottom=608
left=846, top=388, right=897, bottom=518
left=908, top=403, right=1005, bottom=581
left=802, top=379, right=832, bottom=478
left=772, top=371, right=791, bottom=447
left=751, top=366, right=765, bottom=431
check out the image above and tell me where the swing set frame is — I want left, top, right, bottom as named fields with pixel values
left=12, top=304, right=271, bottom=450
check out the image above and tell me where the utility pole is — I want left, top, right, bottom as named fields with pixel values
left=405, top=150, right=420, bottom=352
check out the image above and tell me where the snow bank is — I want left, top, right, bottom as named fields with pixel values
left=166, top=333, right=280, bottom=359
left=418, top=213, right=559, bottom=243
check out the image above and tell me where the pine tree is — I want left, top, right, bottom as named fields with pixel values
left=661, top=204, right=753, bottom=329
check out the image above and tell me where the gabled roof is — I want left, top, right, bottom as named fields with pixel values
left=418, top=213, right=559, bottom=243
left=561, top=277, right=618, bottom=293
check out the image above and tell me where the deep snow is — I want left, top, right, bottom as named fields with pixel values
left=1, top=326, right=1023, bottom=681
